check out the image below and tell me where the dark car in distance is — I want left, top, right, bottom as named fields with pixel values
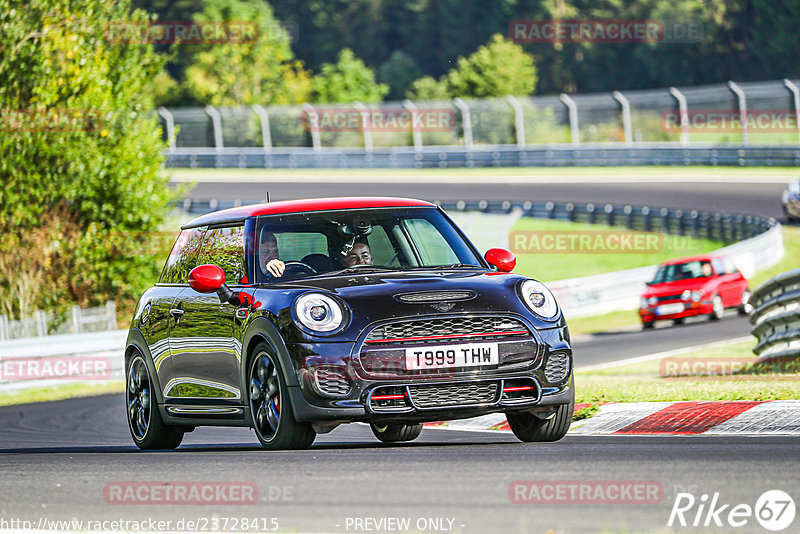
left=125, top=197, right=573, bottom=450
left=639, top=254, right=751, bottom=329
left=782, top=181, right=800, bottom=222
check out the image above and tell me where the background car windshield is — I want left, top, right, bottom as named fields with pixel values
left=255, top=207, right=482, bottom=282
left=650, top=261, right=710, bottom=283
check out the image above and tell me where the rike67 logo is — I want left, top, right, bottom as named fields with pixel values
left=668, top=490, right=795, bottom=531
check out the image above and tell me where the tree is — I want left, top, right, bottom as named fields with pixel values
left=446, top=34, right=537, bottom=97
left=182, top=0, right=312, bottom=106
left=0, top=0, right=174, bottom=319
left=378, top=51, right=422, bottom=101
left=406, top=76, right=451, bottom=100
left=311, top=49, right=389, bottom=103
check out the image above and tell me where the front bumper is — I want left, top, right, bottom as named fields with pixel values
left=639, top=300, right=712, bottom=323
left=285, top=333, right=572, bottom=424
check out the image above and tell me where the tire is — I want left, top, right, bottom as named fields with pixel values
left=738, top=289, right=753, bottom=315
left=672, top=318, right=685, bottom=325
left=126, top=352, right=184, bottom=450
left=248, top=343, right=316, bottom=450
left=709, top=295, right=724, bottom=321
left=370, top=423, right=423, bottom=443
left=506, top=378, right=574, bottom=443
left=642, top=321, right=654, bottom=329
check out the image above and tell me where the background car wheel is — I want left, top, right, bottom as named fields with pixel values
left=709, top=295, right=724, bottom=320
left=126, top=352, right=184, bottom=450
left=642, top=321, right=654, bottom=329
left=249, top=343, right=316, bottom=450
left=672, top=318, right=684, bottom=325
left=370, top=423, right=423, bottom=443
left=738, top=289, right=753, bottom=315
left=506, top=378, right=574, bottom=443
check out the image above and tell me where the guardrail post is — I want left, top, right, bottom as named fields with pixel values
left=106, top=301, right=117, bottom=330
left=506, top=95, right=526, bottom=148
left=784, top=79, right=800, bottom=145
left=545, top=201, right=555, bottom=219
left=565, top=202, right=575, bottom=222
left=559, top=94, right=580, bottom=145
left=613, top=91, right=633, bottom=146
left=204, top=105, right=224, bottom=153
left=353, top=101, right=374, bottom=152
left=35, top=310, right=47, bottom=337
left=72, top=305, right=82, bottom=334
left=301, top=103, right=321, bottom=151
left=669, top=87, right=689, bottom=146
left=675, top=209, right=685, bottom=235
left=728, top=81, right=748, bottom=146
left=402, top=99, right=423, bottom=152
left=586, top=203, right=596, bottom=224
left=690, top=210, right=700, bottom=238
left=251, top=104, right=272, bottom=151
left=453, top=98, right=473, bottom=149
left=604, top=204, right=614, bottom=226
left=0, top=314, right=7, bottom=341
left=642, top=206, right=651, bottom=231
left=623, top=205, right=633, bottom=229
left=157, top=107, right=177, bottom=153
left=661, top=208, right=670, bottom=234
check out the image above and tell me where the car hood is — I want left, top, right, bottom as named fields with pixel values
left=642, top=278, right=711, bottom=297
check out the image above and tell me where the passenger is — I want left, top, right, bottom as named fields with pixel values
left=341, top=239, right=372, bottom=267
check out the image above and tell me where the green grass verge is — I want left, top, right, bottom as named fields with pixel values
left=0, top=381, right=124, bottom=407
left=575, top=340, right=800, bottom=404
left=748, top=225, right=800, bottom=288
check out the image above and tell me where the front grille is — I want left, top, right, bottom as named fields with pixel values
left=313, top=367, right=352, bottom=397
left=408, top=381, right=499, bottom=408
left=366, top=316, right=530, bottom=344
left=544, top=352, right=570, bottom=383
left=655, top=294, right=683, bottom=303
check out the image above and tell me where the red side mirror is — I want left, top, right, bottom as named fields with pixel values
left=484, top=248, right=516, bottom=273
left=188, top=264, right=226, bottom=293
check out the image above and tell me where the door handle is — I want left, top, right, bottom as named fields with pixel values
left=169, top=308, right=185, bottom=318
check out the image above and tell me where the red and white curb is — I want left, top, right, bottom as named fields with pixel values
left=423, top=401, right=800, bottom=435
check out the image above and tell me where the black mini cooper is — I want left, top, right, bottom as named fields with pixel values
left=125, top=197, right=574, bottom=450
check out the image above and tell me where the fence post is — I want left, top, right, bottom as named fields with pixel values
left=728, top=81, right=748, bottom=146
left=559, top=94, right=580, bottom=145
left=402, top=99, right=423, bottom=152
left=453, top=98, right=473, bottom=149
left=251, top=104, right=272, bottom=151
left=669, top=87, right=689, bottom=146
left=353, top=101, right=374, bottom=152
left=612, top=91, right=633, bottom=146
left=506, top=95, right=526, bottom=148
left=72, top=305, right=82, bottom=334
left=301, top=103, right=321, bottom=151
left=204, top=105, right=224, bottom=153
left=35, top=310, right=47, bottom=337
left=784, top=79, right=800, bottom=145
left=0, top=314, right=7, bottom=341
left=106, top=301, right=117, bottom=331
left=157, top=107, right=176, bottom=153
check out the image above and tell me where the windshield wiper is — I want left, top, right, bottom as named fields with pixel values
left=403, top=263, right=483, bottom=270
left=309, top=265, right=399, bottom=277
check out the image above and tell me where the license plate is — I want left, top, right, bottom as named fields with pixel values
left=656, top=303, right=684, bottom=316
left=405, top=342, right=499, bottom=370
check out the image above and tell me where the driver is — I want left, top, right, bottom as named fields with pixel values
left=259, top=230, right=285, bottom=277
left=341, top=239, right=372, bottom=267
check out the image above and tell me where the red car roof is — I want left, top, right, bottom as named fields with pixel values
left=183, top=197, right=436, bottom=228
left=660, top=253, right=727, bottom=265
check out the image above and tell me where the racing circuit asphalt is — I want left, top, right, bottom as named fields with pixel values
left=1, top=394, right=798, bottom=533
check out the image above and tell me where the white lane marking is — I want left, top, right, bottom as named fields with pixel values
left=576, top=336, right=755, bottom=371
left=704, top=400, right=800, bottom=435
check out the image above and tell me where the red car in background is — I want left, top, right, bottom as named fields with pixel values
left=639, top=254, right=752, bottom=329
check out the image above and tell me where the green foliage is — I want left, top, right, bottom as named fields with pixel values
left=406, top=76, right=451, bottom=101
left=445, top=34, right=537, bottom=98
left=378, top=50, right=422, bottom=101
left=0, top=0, right=174, bottom=319
left=182, top=0, right=311, bottom=105
left=311, top=49, right=389, bottom=104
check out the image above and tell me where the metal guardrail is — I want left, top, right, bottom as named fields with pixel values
left=0, top=301, right=117, bottom=341
left=164, top=144, right=800, bottom=169
left=750, top=269, right=800, bottom=363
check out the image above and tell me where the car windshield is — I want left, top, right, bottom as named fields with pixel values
left=254, top=207, right=484, bottom=283
left=650, top=260, right=713, bottom=284
left=789, top=181, right=800, bottom=195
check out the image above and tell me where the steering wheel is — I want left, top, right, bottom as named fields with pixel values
left=282, top=261, right=317, bottom=275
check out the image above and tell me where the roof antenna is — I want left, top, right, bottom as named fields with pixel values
left=265, top=191, right=270, bottom=203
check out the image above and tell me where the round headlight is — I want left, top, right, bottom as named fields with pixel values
left=520, top=280, right=559, bottom=320
left=648, top=296, right=658, bottom=306
left=640, top=297, right=649, bottom=309
left=293, top=293, right=346, bottom=334
left=681, top=290, right=691, bottom=301
left=691, top=291, right=702, bottom=302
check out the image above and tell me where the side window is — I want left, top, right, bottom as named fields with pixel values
left=365, top=225, right=398, bottom=266
left=723, top=257, right=738, bottom=274
left=711, top=258, right=725, bottom=276
left=198, top=225, right=245, bottom=284
left=403, top=218, right=459, bottom=265
left=160, top=227, right=205, bottom=284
